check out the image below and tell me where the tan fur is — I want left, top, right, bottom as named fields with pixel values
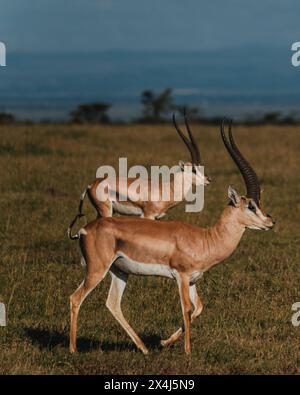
left=69, top=191, right=274, bottom=355
left=87, top=165, right=210, bottom=220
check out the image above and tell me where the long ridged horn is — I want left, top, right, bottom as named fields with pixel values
left=183, top=108, right=201, bottom=164
left=172, top=110, right=201, bottom=165
left=220, top=119, right=261, bottom=206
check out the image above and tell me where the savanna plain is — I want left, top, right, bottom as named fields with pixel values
left=0, top=123, right=299, bottom=374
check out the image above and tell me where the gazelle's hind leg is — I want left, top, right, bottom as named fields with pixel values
left=99, top=200, right=113, bottom=218
left=87, top=182, right=113, bottom=218
left=69, top=268, right=110, bottom=353
left=106, top=267, right=149, bottom=354
left=91, top=199, right=112, bottom=218
left=161, top=284, right=203, bottom=350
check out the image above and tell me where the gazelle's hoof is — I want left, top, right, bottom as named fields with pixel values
left=141, top=347, right=149, bottom=355
left=160, top=339, right=169, bottom=347
left=70, top=347, right=77, bottom=354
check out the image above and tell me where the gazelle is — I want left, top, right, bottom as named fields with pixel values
left=68, top=112, right=210, bottom=239
left=69, top=120, right=275, bottom=355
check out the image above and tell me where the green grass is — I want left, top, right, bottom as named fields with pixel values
left=0, top=123, right=299, bottom=374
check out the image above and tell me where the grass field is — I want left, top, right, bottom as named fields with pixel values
left=0, top=123, right=299, bottom=374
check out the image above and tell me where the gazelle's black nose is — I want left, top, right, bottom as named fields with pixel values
left=206, top=176, right=212, bottom=183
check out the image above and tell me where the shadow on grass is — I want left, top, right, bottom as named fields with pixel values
left=24, top=327, right=162, bottom=353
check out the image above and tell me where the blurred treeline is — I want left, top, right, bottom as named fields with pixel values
left=1, top=88, right=299, bottom=125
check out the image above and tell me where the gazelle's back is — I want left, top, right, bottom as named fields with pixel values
left=82, top=216, right=205, bottom=272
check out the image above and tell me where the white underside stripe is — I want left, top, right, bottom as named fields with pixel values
left=111, top=252, right=203, bottom=284
left=112, top=202, right=143, bottom=216
left=112, top=252, right=177, bottom=278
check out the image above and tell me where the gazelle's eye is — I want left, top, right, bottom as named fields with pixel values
left=248, top=202, right=256, bottom=213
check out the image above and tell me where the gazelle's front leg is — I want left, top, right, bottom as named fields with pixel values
left=141, top=211, right=156, bottom=220
left=161, top=284, right=203, bottom=350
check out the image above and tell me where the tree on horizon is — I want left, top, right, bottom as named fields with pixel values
left=70, top=102, right=111, bottom=124
left=140, top=88, right=173, bottom=122
left=0, top=112, right=15, bottom=124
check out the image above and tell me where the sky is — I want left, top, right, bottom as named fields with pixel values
left=0, top=1, right=299, bottom=121
left=0, top=0, right=299, bottom=52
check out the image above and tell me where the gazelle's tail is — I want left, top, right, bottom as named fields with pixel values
left=67, top=187, right=89, bottom=240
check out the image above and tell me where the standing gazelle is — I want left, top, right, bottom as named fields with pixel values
left=68, top=111, right=210, bottom=238
left=69, top=120, right=275, bottom=354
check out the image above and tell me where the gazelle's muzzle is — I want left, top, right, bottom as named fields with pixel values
left=266, top=213, right=276, bottom=228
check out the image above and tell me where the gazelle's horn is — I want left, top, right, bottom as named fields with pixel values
left=172, top=110, right=199, bottom=165
left=183, top=108, right=201, bottom=164
left=220, top=119, right=261, bottom=206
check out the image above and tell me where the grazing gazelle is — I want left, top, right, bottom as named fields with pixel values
left=69, top=120, right=275, bottom=355
left=68, top=112, right=210, bottom=238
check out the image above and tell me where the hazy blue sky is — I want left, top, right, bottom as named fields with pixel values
left=0, top=0, right=299, bottom=52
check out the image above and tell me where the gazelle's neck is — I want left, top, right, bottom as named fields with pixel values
left=216, top=205, right=246, bottom=244
left=172, top=170, right=193, bottom=200
left=199, top=206, right=246, bottom=272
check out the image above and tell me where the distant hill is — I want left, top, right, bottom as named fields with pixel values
left=0, top=47, right=299, bottom=121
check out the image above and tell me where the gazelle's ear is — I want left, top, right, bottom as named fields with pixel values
left=228, top=185, right=241, bottom=207
left=178, top=160, right=185, bottom=170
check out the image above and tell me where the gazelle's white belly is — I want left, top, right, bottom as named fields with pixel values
left=112, top=252, right=176, bottom=279
left=112, top=202, right=143, bottom=216
left=111, top=252, right=204, bottom=284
